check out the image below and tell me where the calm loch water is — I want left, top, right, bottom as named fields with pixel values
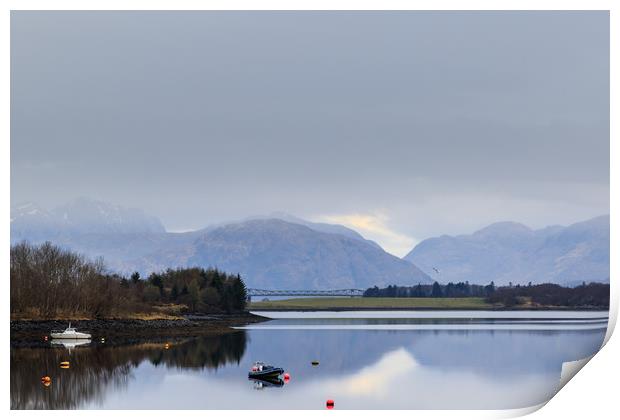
left=11, top=311, right=608, bottom=410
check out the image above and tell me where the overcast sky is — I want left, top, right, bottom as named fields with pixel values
left=11, top=11, right=609, bottom=256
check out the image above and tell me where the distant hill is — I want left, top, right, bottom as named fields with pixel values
left=11, top=202, right=63, bottom=241
left=10, top=199, right=431, bottom=289
left=13, top=198, right=607, bottom=288
left=404, top=215, right=610, bottom=286
left=256, top=212, right=383, bottom=250
left=11, top=197, right=165, bottom=236
left=11, top=198, right=175, bottom=269
left=124, top=219, right=431, bottom=289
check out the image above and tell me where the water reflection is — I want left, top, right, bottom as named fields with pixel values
left=50, top=339, right=91, bottom=350
left=155, top=332, right=247, bottom=370
left=250, top=377, right=285, bottom=390
left=10, top=313, right=607, bottom=410
left=10, top=331, right=247, bottom=409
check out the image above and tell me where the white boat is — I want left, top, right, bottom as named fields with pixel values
left=50, top=323, right=92, bottom=339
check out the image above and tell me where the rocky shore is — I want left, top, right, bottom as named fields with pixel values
left=10, top=313, right=267, bottom=346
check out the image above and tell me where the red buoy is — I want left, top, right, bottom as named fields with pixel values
left=326, top=399, right=335, bottom=409
left=283, top=373, right=290, bottom=383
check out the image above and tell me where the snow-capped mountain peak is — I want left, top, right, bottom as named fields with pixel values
left=11, top=197, right=166, bottom=235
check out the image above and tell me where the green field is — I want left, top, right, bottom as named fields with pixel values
left=248, top=297, right=495, bottom=310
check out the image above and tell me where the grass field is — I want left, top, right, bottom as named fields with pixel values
left=248, top=297, right=496, bottom=310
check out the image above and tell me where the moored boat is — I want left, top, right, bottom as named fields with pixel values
left=50, top=323, right=91, bottom=339
left=248, top=361, right=284, bottom=379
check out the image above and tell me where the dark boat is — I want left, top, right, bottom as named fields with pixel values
left=248, top=361, right=284, bottom=379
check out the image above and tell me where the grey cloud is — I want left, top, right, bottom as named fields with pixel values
left=11, top=11, right=609, bottom=244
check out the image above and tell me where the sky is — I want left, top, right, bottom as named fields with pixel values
left=11, top=11, right=609, bottom=256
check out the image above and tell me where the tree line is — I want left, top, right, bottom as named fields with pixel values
left=485, top=282, right=609, bottom=308
left=10, top=242, right=247, bottom=319
left=364, top=281, right=497, bottom=298
left=364, top=280, right=609, bottom=308
left=135, top=266, right=247, bottom=313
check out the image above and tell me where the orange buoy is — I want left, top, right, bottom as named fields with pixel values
left=60, top=361, right=70, bottom=369
left=283, top=372, right=290, bottom=383
left=41, top=376, right=51, bottom=382
left=326, top=399, right=335, bottom=409
left=164, top=343, right=170, bottom=349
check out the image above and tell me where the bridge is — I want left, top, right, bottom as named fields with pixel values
left=246, top=288, right=364, bottom=300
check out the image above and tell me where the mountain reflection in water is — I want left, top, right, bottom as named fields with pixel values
left=10, top=332, right=247, bottom=409
left=10, top=312, right=607, bottom=410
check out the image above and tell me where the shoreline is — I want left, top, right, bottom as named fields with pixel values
left=248, top=306, right=609, bottom=312
left=247, top=296, right=608, bottom=312
left=11, top=306, right=609, bottom=340
left=10, top=312, right=267, bottom=344
left=250, top=306, right=609, bottom=312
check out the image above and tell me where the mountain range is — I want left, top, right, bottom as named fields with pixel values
left=11, top=198, right=165, bottom=238
left=405, top=215, right=610, bottom=286
left=10, top=197, right=609, bottom=288
left=10, top=198, right=431, bottom=289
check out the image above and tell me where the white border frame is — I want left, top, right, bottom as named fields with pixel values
left=3, top=2, right=616, bottom=420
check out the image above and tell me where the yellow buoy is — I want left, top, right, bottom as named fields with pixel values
left=164, top=343, right=170, bottom=349
left=60, top=361, right=70, bottom=369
